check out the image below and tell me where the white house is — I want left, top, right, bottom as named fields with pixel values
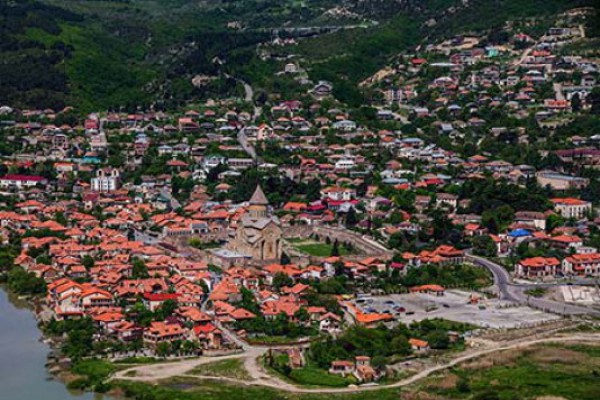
left=91, top=168, right=120, bottom=192
left=0, top=174, right=47, bottom=189
left=321, top=186, right=356, bottom=201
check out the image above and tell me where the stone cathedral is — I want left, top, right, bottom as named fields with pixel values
left=230, top=185, right=283, bottom=262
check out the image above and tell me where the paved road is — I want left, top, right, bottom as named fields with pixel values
left=467, top=255, right=518, bottom=301
left=231, top=75, right=264, bottom=162
left=237, top=127, right=261, bottom=163
left=468, top=255, right=600, bottom=317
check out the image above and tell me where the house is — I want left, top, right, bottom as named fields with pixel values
left=514, top=211, right=547, bottom=231
left=410, top=284, right=445, bottom=296
left=436, top=193, right=458, bottom=209
left=345, top=305, right=394, bottom=328
left=536, top=171, right=589, bottom=190
left=142, top=292, right=181, bottom=312
left=515, top=257, right=561, bottom=279
left=192, top=323, right=223, bottom=349
left=329, top=360, right=354, bottom=376
left=143, top=321, right=187, bottom=346
left=93, top=312, right=125, bottom=331
left=548, top=235, right=583, bottom=251
left=113, top=321, right=144, bottom=342
left=91, top=168, right=120, bottom=192
left=284, top=63, right=299, bottom=74
left=551, top=198, right=592, bottom=219
left=321, top=186, right=356, bottom=201
left=0, top=174, right=47, bottom=189
left=463, top=223, right=487, bottom=237
left=319, top=312, right=342, bottom=333
left=311, top=81, right=333, bottom=97
left=329, top=356, right=379, bottom=382
left=354, top=356, right=378, bottom=382
left=563, top=253, right=600, bottom=277
left=332, top=120, right=357, bottom=132
left=409, top=338, right=430, bottom=352
left=79, top=288, right=113, bottom=308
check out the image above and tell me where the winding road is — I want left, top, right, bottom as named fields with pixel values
left=468, top=255, right=600, bottom=317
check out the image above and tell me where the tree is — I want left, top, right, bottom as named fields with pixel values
left=330, top=240, right=340, bottom=257
left=156, top=342, right=171, bottom=358
left=571, top=92, right=581, bottom=112
left=390, top=335, right=411, bottom=355
left=46, top=318, right=97, bottom=359
left=55, top=211, right=68, bottom=226
left=305, top=178, right=322, bottom=202
left=457, top=377, right=471, bottom=393
left=482, top=204, right=514, bottom=233
left=132, top=258, right=149, bottom=278
left=206, top=162, right=228, bottom=184
left=388, top=231, right=408, bottom=250
left=333, top=260, right=345, bottom=276
left=156, top=299, right=178, bottom=320
left=472, top=391, right=500, bottom=400
left=426, top=330, right=450, bottom=349
left=236, top=287, right=260, bottom=314
left=272, top=272, right=293, bottom=292
left=280, top=252, right=291, bottom=265
left=431, top=209, right=454, bottom=240
left=546, top=214, right=566, bottom=232
left=472, top=235, right=497, bottom=257
left=7, top=267, right=46, bottom=295
left=589, top=87, right=600, bottom=115
left=371, top=355, right=387, bottom=370
left=345, top=207, right=358, bottom=228
left=293, top=307, right=309, bottom=322
left=82, top=255, right=95, bottom=270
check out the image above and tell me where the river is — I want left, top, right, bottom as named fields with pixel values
left=0, top=287, right=110, bottom=400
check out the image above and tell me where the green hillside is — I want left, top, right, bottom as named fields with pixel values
left=0, top=0, right=595, bottom=112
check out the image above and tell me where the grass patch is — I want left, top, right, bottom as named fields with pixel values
left=188, top=358, right=251, bottom=381
left=289, top=365, right=358, bottom=388
left=524, top=287, right=547, bottom=298
left=68, top=358, right=120, bottom=392
left=116, top=377, right=401, bottom=400
left=247, top=335, right=316, bottom=345
left=291, top=240, right=351, bottom=257
left=421, top=344, right=600, bottom=400
left=115, top=356, right=164, bottom=364
left=71, top=359, right=117, bottom=382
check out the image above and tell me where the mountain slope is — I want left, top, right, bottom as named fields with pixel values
left=0, top=0, right=595, bottom=112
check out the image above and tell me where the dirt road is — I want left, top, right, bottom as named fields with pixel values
left=111, top=332, right=600, bottom=394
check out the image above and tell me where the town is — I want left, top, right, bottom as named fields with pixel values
left=0, top=4, right=600, bottom=400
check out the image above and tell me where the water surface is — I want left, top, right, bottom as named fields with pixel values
left=0, top=287, right=110, bottom=400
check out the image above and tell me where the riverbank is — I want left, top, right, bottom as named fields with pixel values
left=0, top=286, right=114, bottom=400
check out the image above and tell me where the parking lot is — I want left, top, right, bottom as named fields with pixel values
left=354, top=290, right=560, bottom=329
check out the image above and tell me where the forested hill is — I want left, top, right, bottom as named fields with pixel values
left=0, top=1, right=80, bottom=110
left=0, top=0, right=597, bottom=112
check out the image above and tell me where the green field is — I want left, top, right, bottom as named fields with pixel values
left=116, top=377, right=401, bottom=400
left=288, top=366, right=358, bottom=387
left=289, top=239, right=351, bottom=257
left=420, top=344, right=600, bottom=400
